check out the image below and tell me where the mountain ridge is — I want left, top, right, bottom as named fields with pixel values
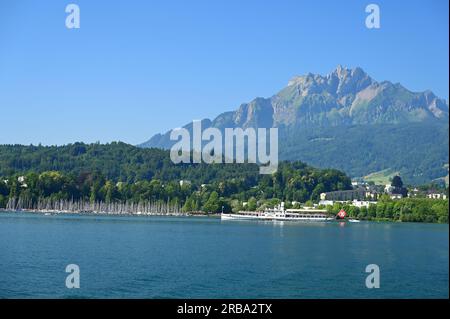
left=140, top=66, right=449, bottom=185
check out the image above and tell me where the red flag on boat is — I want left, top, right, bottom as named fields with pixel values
left=337, top=209, right=347, bottom=219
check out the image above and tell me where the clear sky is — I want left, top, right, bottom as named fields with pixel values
left=0, top=0, right=448, bottom=145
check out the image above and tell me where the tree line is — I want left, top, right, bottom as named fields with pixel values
left=0, top=142, right=352, bottom=213
left=0, top=142, right=447, bottom=222
left=325, top=195, right=448, bottom=223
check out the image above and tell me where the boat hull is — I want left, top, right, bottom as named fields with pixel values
left=221, top=213, right=332, bottom=222
left=221, top=213, right=272, bottom=221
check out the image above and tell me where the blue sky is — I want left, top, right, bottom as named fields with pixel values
left=0, top=0, right=448, bottom=145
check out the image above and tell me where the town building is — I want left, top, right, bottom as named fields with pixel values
left=427, top=193, right=447, bottom=200
left=179, top=180, right=191, bottom=187
left=320, top=187, right=367, bottom=201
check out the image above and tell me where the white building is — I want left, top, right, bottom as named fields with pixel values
left=319, top=199, right=377, bottom=208
left=319, top=200, right=334, bottom=206
left=351, top=200, right=377, bottom=208
left=179, top=180, right=191, bottom=187
left=17, top=176, right=27, bottom=188
left=427, top=193, right=447, bottom=200
left=384, top=183, right=393, bottom=194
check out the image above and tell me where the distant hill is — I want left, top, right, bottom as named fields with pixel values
left=0, top=142, right=349, bottom=185
left=0, top=142, right=353, bottom=203
left=0, top=142, right=257, bottom=184
left=140, top=66, right=449, bottom=185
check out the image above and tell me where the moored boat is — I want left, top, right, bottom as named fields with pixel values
left=221, top=202, right=332, bottom=222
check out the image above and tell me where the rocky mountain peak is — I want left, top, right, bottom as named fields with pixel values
left=142, top=66, right=448, bottom=146
left=286, top=66, right=374, bottom=98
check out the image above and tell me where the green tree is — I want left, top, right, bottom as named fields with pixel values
left=203, top=191, right=220, bottom=213
left=392, top=175, right=403, bottom=188
left=247, top=197, right=257, bottom=211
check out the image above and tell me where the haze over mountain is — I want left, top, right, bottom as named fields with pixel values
left=140, top=66, right=449, bottom=185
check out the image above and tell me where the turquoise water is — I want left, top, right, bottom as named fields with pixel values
left=0, top=212, right=448, bottom=298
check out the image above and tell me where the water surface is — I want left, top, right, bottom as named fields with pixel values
left=0, top=212, right=448, bottom=298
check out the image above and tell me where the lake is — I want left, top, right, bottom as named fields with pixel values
left=0, top=212, right=448, bottom=298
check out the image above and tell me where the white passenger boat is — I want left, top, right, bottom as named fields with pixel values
left=221, top=202, right=333, bottom=222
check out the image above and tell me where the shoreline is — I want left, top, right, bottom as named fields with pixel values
left=0, top=209, right=447, bottom=225
left=0, top=209, right=220, bottom=218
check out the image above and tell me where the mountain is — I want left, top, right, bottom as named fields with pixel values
left=140, top=66, right=449, bottom=185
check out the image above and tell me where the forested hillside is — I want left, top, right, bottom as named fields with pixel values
left=0, top=142, right=352, bottom=211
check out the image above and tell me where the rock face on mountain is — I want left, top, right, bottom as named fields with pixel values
left=206, top=65, right=448, bottom=129
left=140, top=66, right=449, bottom=185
